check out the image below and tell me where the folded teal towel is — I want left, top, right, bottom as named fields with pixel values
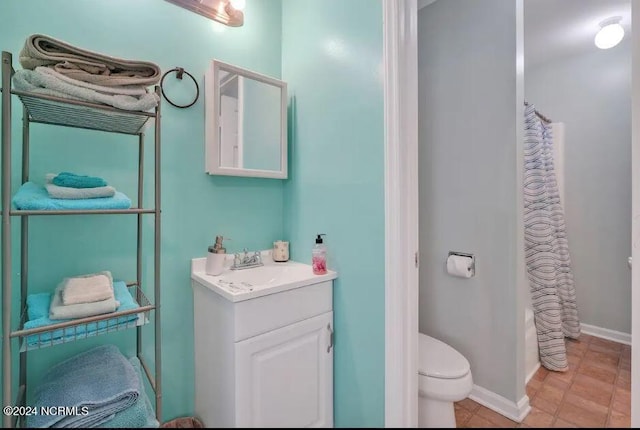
left=53, top=171, right=108, bottom=188
left=27, top=345, right=139, bottom=428
left=98, top=357, right=159, bottom=428
left=13, top=182, right=131, bottom=210
left=45, top=183, right=116, bottom=199
left=25, top=281, right=139, bottom=348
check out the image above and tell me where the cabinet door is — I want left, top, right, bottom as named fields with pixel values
left=235, top=311, right=333, bottom=428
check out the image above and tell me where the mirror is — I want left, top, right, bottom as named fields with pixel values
left=205, top=60, right=288, bottom=179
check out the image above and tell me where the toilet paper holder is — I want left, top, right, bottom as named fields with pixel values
left=447, top=251, right=476, bottom=277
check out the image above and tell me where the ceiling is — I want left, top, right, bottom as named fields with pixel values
left=525, top=0, right=631, bottom=69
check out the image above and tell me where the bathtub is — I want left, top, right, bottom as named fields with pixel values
left=525, top=307, right=540, bottom=383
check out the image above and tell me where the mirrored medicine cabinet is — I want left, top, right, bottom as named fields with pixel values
left=205, top=59, right=288, bottom=179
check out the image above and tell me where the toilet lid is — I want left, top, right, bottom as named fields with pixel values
left=418, top=334, right=470, bottom=379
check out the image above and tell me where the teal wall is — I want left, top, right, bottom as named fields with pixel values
left=0, top=0, right=387, bottom=426
left=0, top=0, right=284, bottom=421
left=281, top=0, right=386, bottom=427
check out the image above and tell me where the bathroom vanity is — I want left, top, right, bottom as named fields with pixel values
left=191, top=254, right=337, bottom=427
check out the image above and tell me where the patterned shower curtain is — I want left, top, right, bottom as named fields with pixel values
left=523, top=104, right=581, bottom=372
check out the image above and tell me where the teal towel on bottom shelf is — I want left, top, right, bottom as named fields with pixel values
left=24, top=281, right=140, bottom=348
left=97, top=357, right=159, bottom=428
left=27, top=345, right=139, bottom=428
left=53, top=171, right=108, bottom=188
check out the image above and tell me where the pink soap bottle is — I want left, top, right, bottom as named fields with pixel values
left=312, top=234, right=328, bottom=275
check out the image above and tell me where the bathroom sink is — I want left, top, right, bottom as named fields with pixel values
left=218, top=265, right=288, bottom=286
left=190, top=251, right=337, bottom=302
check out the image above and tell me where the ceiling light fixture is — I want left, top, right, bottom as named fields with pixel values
left=229, top=0, right=246, bottom=11
left=164, top=0, right=244, bottom=27
left=594, top=16, right=624, bottom=49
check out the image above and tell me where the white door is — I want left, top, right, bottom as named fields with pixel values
left=220, top=94, right=239, bottom=167
left=235, top=312, right=333, bottom=428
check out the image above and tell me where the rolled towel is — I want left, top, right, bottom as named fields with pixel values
left=50, top=285, right=119, bottom=320
left=19, top=34, right=161, bottom=87
left=62, top=271, right=114, bottom=305
left=26, top=344, right=140, bottom=428
left=45, top=183, right=116, bottom=199
left=97, top=357, right=160, bottom=428
left=53, top=171, right=108, bottom=188
left=13, top=68, right=160, bottom=111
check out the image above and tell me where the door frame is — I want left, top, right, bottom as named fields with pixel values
left=632, top=2, right=639, bottom=426
left=385, top=0, right=639, bottom=427
left=383, top=0, right=419, bottom=427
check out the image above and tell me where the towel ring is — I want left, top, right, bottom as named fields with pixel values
left=160, top=67, right=199, bottom=109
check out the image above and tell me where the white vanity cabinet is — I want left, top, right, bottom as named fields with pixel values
left=192, top=259, right=335, bottom=428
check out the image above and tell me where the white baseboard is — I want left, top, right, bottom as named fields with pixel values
left=468, top=385, right=531, bottom=423
left=525, top=362, right=541, bottom=384
left=580, top=323, right=631, bottom=346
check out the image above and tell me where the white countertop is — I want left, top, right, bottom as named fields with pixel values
left=191, top=250, right=337, bottom=302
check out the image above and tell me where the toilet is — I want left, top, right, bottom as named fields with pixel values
left=418, top=333, right=473, bottom=428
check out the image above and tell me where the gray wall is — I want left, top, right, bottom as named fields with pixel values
left=418, top=0, right=523, bottom=401
left=525, top=40, right=632, bottom=334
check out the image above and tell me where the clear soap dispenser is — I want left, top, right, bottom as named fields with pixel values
left=206, top=236, right=227, bottom=276
left=312, top=234, right=328, bottom=275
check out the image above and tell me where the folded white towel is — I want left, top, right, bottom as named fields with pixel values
left=45, top=183, right=116, bottom=199
left=61, top=271, right=114, bottom=305
left=50, top=285, right=119, bottom=320
left=37, top=67, right=150, bottom=96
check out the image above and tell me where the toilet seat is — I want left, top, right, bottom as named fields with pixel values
left=418, top=333, right=470, bottom=379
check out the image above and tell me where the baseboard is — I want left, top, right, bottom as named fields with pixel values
left=525, top=362, right=541, bottom=384
left=580, top=323, right=631, bottom=346
left=468, top=385, right=531, bottom=423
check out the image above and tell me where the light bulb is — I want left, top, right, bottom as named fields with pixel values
left=595, top=18, right=624, bottom=49
left=229, top=0, right=246, bottom=11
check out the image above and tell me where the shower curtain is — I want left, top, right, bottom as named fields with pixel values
left=523, top=104, right=581, bottom=372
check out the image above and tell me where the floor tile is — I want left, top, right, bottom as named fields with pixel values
left=536, top=383, right=565, bottom=404
left=557, top=401, right=607, bottom=427
left=590, top=337, right=624, bottom=353
left=464, top=414, right=499, bottom=428
left=475, top=406, right=518, bottom=428
left=521, top=407, right=554, bottom=428
left=607, top=409, right=631, bottom=428
left=457, top=398, right=481, bottom=413
left=525, top=385, right=537, bottom=399
left=563, top=392, right=609, bottom=416
left=551, top=418, right=578, bottom=428
left=545, top=368, right=575, bottom=384
left=544, top=375, right=570, bottom=391
left=455, top=404, right=473, bottom=427
left=456, top=336, right=630, bottom=429
left=530, top=394, right=560, bottom=416
left=620, top=358, right=631, bottom=371
left=568, top=377, right=613, bottom=408
left=527, top=377, right=542, bottom=391
left=584, top=350, right=620, bottom=368
left=577, top=361, right=617, bottom=384
left=532, top=367, right=550, bottom=382
left=613, top=387, right=631, bottom=409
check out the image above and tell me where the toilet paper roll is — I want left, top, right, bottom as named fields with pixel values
left=446, top=254, right=474, bottom=278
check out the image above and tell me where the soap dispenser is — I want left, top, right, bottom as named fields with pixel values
left=312, top=234, right=328, bottom=275
left=206, top=236, right=227, bottom=276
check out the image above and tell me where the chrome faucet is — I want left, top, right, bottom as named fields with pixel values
left=231, top=248, right=264, bottom=270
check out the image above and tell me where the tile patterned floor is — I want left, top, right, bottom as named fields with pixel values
left=454, top=334, right=631, bottom=428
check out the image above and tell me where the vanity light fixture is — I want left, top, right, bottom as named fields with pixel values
left=594, top=16, right=624, bottom=49
left=164, top=0, right=245, bottom=27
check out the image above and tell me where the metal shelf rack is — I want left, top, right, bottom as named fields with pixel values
left=0, top=51, right=162, bottom=428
